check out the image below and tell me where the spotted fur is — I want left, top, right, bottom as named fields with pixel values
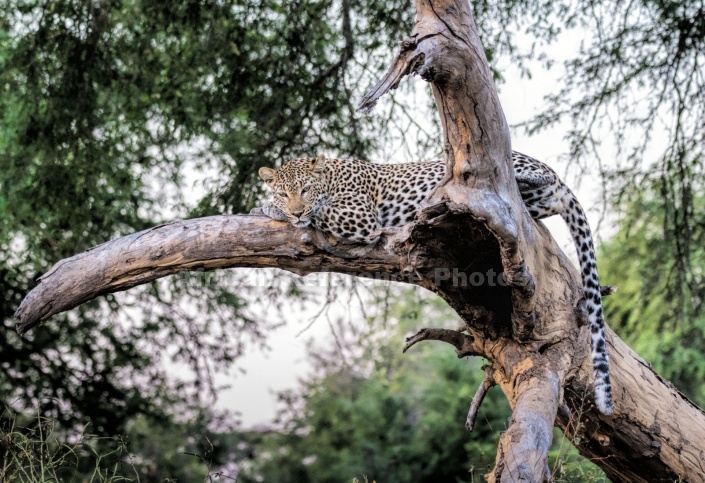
left=253, top=155, right=445, bottom=244
left=254, top=152, right=613, bottom=415
left=513, top=152, right=613, bottom=415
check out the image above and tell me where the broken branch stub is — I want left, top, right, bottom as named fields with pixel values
left=466, top=365, right=495, bottom=431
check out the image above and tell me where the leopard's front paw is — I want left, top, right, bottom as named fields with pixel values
left=250, top=202, right=288, bottom=221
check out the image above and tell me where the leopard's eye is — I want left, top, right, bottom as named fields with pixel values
left=277, top=191, right=288, bottom=198
left=301, top=186, right=310, bottom=195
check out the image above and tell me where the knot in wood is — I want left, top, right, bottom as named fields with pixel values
left=459, top=162, right=476, bottom=182
left=596, top=433, right=611, bottom=447
left=399, top=36, right=417, bottom=50
left=420, top=64, right=438, bottom=82
left=299, top=232, right=313, bottom=245
left=400, top=265, right=415, bottom=278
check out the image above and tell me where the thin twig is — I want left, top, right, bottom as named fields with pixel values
left=466, top=365, right=496, bottom=431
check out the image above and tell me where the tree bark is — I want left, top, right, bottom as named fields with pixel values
left=14, top=0, right=705, bottom=481
left=15, top=214, right=705, bottom=481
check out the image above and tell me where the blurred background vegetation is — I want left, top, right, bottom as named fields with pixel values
left=0, top=0, right=702, bottom=481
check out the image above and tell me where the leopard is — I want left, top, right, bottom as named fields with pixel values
left=252, top=153, right=613, bottom=415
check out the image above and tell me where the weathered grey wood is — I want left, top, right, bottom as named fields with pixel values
left=15, top=215, right=405, bottom=334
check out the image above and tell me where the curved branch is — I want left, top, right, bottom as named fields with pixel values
left=402, top=327, right=482, bottom=357
left=15, top=215, right=405, bottom=334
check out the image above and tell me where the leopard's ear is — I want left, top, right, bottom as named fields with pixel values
left=258, top=167, right=276, bottom=184
left=310, top=155, right=326, bottom=176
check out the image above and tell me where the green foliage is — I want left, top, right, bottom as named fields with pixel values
left=0, top=406, right=237, bottom=482
left=234, top=289, right=509, bottom=482
left=1, top=408, right=141, bottom=482
left=549, top=428, right=609, bottom=483
left=600, top=192, right=705, bottom=406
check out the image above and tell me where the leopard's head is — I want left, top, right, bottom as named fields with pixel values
left=258, top=155, right=328, bottom=228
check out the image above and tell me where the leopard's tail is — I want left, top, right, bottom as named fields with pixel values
left=561, top=188, right=614, bottom=415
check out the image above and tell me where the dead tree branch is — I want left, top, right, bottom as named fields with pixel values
left=466, top=365, right=495, bottom=431
left=15, top=215, right=404, bottom=334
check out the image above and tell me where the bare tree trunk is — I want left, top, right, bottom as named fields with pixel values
left=14, top=0, right=705, bottom=481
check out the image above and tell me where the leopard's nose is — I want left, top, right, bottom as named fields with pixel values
left=291, top=210, right=304, bottom=218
